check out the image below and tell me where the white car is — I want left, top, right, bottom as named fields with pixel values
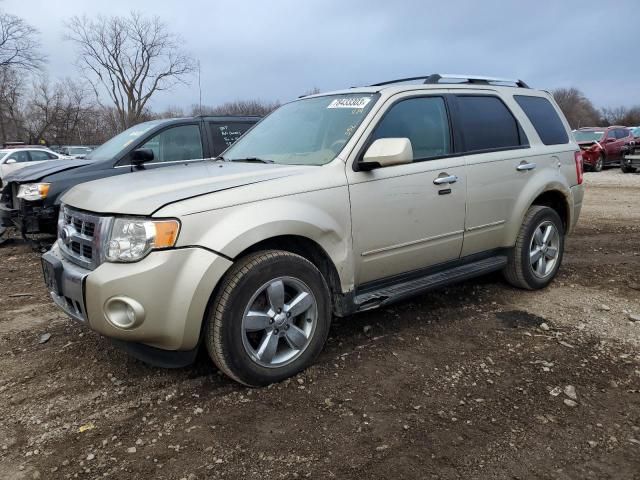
left=0, top=148, right=69, bottom=187
left=59, top=146, right=93, bottom=159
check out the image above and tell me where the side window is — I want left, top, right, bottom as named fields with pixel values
left=617, top=129, right=630, bottom=139
left=456, top=96, right=525, bottom=152
left=371, top=97, right=451, bottom=161
left=6, top=151, right=30, bottom=163
left=607, top=129, right=616, bottom=139
left=514, top=95, right=569, bottom=145
left=29, top=150, right=53, bottom=161
left=139, top=125, right=203, bottom=163
left=208, top=122, right=255, bottom=156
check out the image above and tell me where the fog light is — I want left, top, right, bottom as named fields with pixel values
left=104, top=296, right=145, bottom=329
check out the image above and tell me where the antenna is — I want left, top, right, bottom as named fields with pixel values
left=197, top=59, right=202, bottom=115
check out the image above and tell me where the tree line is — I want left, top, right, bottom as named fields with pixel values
left=1, top=8, right=638, bottom=148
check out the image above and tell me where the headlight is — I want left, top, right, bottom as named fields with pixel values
left=105, top=218, right=180, bottom=262
left=17, top=183, right=50, bottom=201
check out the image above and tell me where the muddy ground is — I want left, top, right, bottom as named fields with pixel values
left=1, top=170, right=639, bottom=480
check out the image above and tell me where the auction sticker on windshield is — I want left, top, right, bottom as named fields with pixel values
left=327, top=97, right=372, bottom=109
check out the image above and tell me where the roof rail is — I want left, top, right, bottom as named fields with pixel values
left=370, top=74, right=530, bottom=89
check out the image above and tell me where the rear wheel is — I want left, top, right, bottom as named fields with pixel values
left=503, top=206, right=565, bottom=290
left=593, top=153, right=604, bottom=172
left=205, top=250, right=331, bottom=386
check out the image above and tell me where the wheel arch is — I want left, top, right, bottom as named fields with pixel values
left=234, top=234, right=345, bottom=314
left=530, top=189, right=570, bottom=232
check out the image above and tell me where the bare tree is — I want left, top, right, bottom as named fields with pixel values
left=601, top=106, right=640, bottom=127
left=0, top=66, right=24, bottom=141
left=0, top=10, right=44, bottom=71
left=66, top=12, right=195, bottom=130
left=191, top=99, right=281, bottom=117
left=552, top=87, right=601, bottom=129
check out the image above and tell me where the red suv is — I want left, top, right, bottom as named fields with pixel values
left=574, top=126, right=634, bottom=171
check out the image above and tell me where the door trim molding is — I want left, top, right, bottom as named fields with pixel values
left=361, top=229, right=464, bottom=257
left=465, top=220, right=505, bottom=232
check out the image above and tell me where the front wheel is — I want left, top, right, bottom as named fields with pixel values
left=503, top=206, right=565, bottom=290
left=622, top=166, right=637, bottom=174
left=205, top=250, right=331, bottom=386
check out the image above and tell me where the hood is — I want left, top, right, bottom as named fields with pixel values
left=4, top=159, right=94, bottom=183
left=62, top=161, right=312, bottom=215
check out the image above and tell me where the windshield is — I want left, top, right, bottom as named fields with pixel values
left=573, top=130, right=604, bottom=143
left=84, top=120, right=165, bottom=161
left=223, top=93, right=379, bottom=165
left=631, top=127, right=640, bottom=137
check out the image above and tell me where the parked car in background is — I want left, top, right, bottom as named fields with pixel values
left=41, top=74, right=584, bottom=386
left=0, top=116, right=259, bottom=239
left=573, top=126, right=634, bottom=171
left=0, top=148, right=69, bottom=187
left=59, top=146, right=93, bottom=159
left=621, top=142, right=640, bottom=173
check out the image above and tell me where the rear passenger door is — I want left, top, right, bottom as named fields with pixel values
left=452, top=94, right=532, bottom=257
left=207, top=121, right=256, bottom=157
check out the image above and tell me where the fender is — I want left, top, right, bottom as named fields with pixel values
left=172, top=186, right=355, bottom=293
left=502, top=169, right=571, bottom=247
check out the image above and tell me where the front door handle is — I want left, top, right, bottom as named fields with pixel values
left=433, top=174, right=458, bottom=185
left=516, top=162, right=536, bottom=171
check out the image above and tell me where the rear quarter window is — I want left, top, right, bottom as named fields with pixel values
left=209, top=122, right=255, bottom=156
left=514, top=95, right=569, bottom=146
left=455, top=95, right=527, bottom=152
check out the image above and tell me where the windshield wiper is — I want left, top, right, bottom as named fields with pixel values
left=228, top=157, right=274, bottom=164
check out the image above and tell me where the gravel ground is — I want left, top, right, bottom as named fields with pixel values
left=0, top=169, right=639, bottom=479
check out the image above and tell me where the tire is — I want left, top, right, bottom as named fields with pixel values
left=621, top=166, right=637, bottom=174
left=503, top=206, right=565, bottom=290
left=205, top=250, right=331, bottom=386
left=593, top=153, right=604, bottom=172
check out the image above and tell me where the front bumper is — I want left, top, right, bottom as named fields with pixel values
left=43, top=243, right=233, bottom=352
left=580, top=149, right=600, bottom=167
left=623, top=154, right=640, bottom=168
left=0, top=197, right=57, bottom=234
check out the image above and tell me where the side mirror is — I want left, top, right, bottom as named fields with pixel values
left=131, top=148, right=154, bottom=167
left=605, top=138, right=616, bottom=143
left=5, top=159, right=17, bottom=164
left=358, top=138, right=413, bottom=171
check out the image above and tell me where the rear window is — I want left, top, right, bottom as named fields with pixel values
left=208, top=122, right=255, bottom=156
left=456, top=96, right=526, bottom=152
left=514, top=95, right=569, bottom=145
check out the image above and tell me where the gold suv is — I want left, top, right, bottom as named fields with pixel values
left=42, top=74, right=585, bottom=386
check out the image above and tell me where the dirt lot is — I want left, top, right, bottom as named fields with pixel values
left=1, top=170, right=639, bottom=480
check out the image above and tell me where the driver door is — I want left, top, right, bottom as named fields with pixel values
left=347, top=95, right=466, bottom=286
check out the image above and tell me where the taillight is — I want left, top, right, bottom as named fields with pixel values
left=574, top=151, right=584, bottom=185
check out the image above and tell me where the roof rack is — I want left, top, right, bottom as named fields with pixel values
left=370, top=74, right=530, bottom=89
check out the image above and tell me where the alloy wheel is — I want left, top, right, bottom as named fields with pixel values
left=241, top=276, right=318, bottom=368
left=529, top=221, right=560, bottom=278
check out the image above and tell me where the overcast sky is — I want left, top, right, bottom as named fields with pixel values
left=3, top=0, right=638, bottom=111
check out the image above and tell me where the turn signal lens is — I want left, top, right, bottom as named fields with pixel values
left=153, top=220, right=180, bottom=249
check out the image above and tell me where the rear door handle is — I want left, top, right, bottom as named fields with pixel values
left=433, top=174, right=458, bottom=185
left=516, top=162, right=536, bottom=171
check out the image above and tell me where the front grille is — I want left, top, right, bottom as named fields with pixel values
left=58, top=205, right=110, bottom=270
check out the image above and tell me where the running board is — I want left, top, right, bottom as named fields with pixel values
left=354, top=255, right=508, bottom=311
